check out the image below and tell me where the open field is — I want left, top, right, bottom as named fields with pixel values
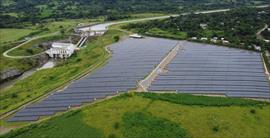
left=0, top=29, right=36, bottom=44
left=146, top=28, right=188, bottom=39
left=1, top=93, right=270, bottom=138
left=0, top=30, right=126, bottom=116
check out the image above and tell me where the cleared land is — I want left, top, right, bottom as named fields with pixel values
left=1, top=93, right=270, bottom=138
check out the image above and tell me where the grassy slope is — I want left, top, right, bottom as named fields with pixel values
left=1, top=93, right=269, bottom=138
left=0, top=29, right=36, bottom=44
left=7, top=33, right=62, bottom=56
left=0, top=30, right=125, bottom=115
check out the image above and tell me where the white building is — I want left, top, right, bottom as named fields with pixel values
left=253, top=45, right=261, bottom=51
left=222, top=40, right=230, bottom=44
left=200, top=23, right=208, bottom=29
left=46, top=43, right=76, bottom=59
left=200, top=37, right=208, bottom=41
left=129, top=34, right=143, bottom=38
left=191, top=37, right=197, bottom=40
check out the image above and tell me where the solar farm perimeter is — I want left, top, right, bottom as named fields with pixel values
left=8, top=37, right=270, bottom=122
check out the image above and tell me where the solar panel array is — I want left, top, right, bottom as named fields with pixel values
left=149, top=41, right=270, bottom=98
left=8, top=38, right=177, bottom=122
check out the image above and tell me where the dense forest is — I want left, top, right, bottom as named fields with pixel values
left=1, top=0, right=270, bottom=28
left=124, top=7, right=270, bottom=51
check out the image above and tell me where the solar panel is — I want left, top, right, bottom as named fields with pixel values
left=150, top=40, right=269, bottom=98
left=8, top=116, right=39, bottom=122
left=10, top=37, right=177, bottom=122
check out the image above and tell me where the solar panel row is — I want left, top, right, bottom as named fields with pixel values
left=9, top=37, right=177, bottom=122
left=150, top=41, right=270, bottom=98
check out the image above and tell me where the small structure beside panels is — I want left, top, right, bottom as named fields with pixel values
left=8, top=37, right=177, bottom=122
left=149, top=41, right=270, bottom=98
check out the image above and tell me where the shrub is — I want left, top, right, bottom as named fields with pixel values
left=122, top=112, right=189, bottom=138
left=250, top=109, right=256, bottom=114
left=11, top=93, right=18, bottom=98
left=212, top=126, right=219, bottom=132
left=137, top=93, right=265, bottom=107
left=108, top=133, right=116, bottom=138
left=113, top=35, right=120, bottom=42
left=26, top=49, right=34, bottom=54
left=113, top=122, right=119, bottom=130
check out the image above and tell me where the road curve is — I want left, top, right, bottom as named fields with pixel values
left=78, top=9, right=232, bottom=32
left=80, top=5, right=269, bottom=32
left=4, top=4, right=269, bottom=59
left=3, top=32, right=59, bottom=59
left=257, top=24, right=269, bottom=42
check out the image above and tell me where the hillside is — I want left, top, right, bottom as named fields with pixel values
left=124, top=7, right=270, bottom=49
left=1, top=93, right=270, bottom=138
left=1, top=0, right=270, bottom=28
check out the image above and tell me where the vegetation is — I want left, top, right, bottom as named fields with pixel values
left=0, top=19, right=91, bottom=74
left=122, top=112, right=188, bottom=138
left=8, top=32, right=63, bottom=56
left=1, top=0, right=269, bottom=28
left=146, top=28, right=187, bottom=39
left=123, top=7, right=270, bottom=51
left=135, top=93, right=265, bottom=106
left=0, top=29, right=36, bottom=44
left=2, top=93, right=270, bottom=138
left=0, top=30, right=125, bottom=115
left=261, top=28, right=270, bottom=40
left=1, top=111, right=104, bottom=138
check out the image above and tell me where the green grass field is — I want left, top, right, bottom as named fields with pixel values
left=146, top=28, right=187, bottom=40
left=0, top=29, right=36, bottom=44
left=0, top=30, right=125, bottom=116
left=1, top=93, right=269, bottom=138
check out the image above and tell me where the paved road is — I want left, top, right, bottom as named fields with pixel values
left=78, top=5, right=269, bottom=32
left=4, top=5, right=269, bottom=59
left=78, top=9, right=231, bottom=32
left=2, top=32, right=59, bottom=59
left=257, top=24, right=269, bottom=42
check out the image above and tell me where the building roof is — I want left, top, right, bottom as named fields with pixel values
left=52, top=43, right=75, bottom=48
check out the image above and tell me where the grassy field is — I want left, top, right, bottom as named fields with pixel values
left=1, top=93, right=269, bottom=138
left=0, top=30, right=125, bottom=116
left=0, top=29, right=36, bottom=44
left=7, top=32, right=63, bottom=56
left=145, top=28, right=187, bottom=40
left=0, top=19, right=95, bottom=73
